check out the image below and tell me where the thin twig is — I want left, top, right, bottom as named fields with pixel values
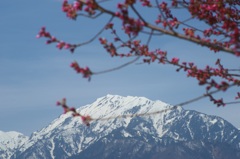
left=93, top=56, right=140, bottom=75
left=141, top=30, right=164, bottom=36
left=146, top=29, right=154, bottom=45
left=76, top=16, right=114, bottom=47
left=224, top=101, right=240, bottom=105
left=77, top=12, right=103, bottom=19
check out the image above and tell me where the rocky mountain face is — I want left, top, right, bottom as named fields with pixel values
left=1, top=95, right=240, bottom=159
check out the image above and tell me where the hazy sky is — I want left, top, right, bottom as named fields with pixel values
left=1, top=0, right=239, bottom=136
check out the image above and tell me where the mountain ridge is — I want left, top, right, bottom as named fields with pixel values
left=1, top=94, right=240, bottom=159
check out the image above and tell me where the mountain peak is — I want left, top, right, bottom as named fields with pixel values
left=80, top=94, right=171, bottom=121
left=0, top=131, right=28, bottom=144
left=98, top=94, right=149, bottom=102
left=0, top=131, right=28, bottom=159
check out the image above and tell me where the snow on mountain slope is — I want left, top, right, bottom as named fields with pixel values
left=0, top=131, right=28, bottom=159
left=7, top=95, right=240, bottom=159
left=18, top=95, right=170, bottom=152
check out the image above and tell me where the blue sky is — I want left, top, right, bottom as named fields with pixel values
left=1, top=0, right=239, bottom=136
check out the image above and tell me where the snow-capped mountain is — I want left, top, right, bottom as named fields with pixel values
left=1, top=95, right=240, bottom=159
left=0, top=131, right=28, bottom=159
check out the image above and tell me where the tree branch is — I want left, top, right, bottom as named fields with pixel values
left=93, top=56, right=140, bottom=75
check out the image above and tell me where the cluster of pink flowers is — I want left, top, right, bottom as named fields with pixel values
left=139, top=0, right=151, bottom=7
left=208, top=94, right=225, bottom=107
left=62, top=0, right=98, bottom=19
left=116, top=3, right=145, bottom=36
left=70, top=61, right=92, bottom=80
left=62, top=0, right=82, bottom=19
left=37, top=27, right=76, bottom=52
left=188, top=0, right=240, bottom=55
left=56, top=98, right=92, bottom=126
